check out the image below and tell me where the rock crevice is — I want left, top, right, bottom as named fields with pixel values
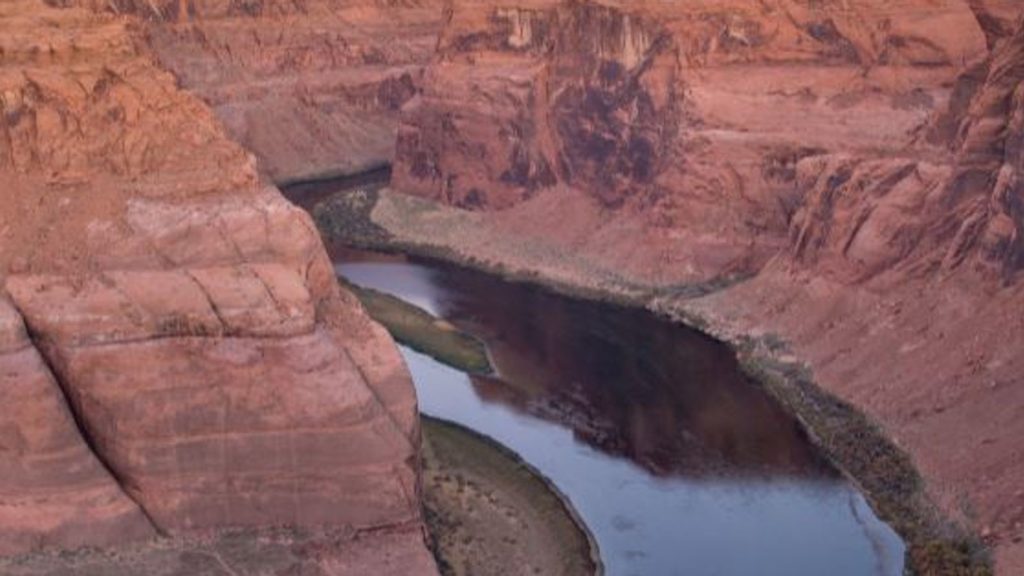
left=0, top=296, right=158, bottom=556
left=10, top=302, right=167, bottom=538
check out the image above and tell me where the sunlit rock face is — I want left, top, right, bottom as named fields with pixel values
left=0, top=1, right=434, bottom=573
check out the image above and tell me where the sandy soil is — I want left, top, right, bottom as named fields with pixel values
left=0, top=525, right=435, bottom=576
left=421, top=417, right=598, bottom=576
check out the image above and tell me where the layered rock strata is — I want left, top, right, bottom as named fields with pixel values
left=70, top=0, right=446, bottom=184
left=0, top=297, right=156, bottom=556
left=394, top=0, right=1000, bottom=283
left=381, top=1, right=1024, bottom=573
left=0, top=1, right=434, bottom=573
left=6, top=0, right=1023, bottom=573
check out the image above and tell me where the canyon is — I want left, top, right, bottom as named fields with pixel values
left=2, top=0, right=1023, bottom=574
left=384, top=1, right=1024, bottom=573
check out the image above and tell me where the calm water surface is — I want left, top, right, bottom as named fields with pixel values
left=286, top=175, right=904, bottom=576
left=332, top=252, right=905, bottom=576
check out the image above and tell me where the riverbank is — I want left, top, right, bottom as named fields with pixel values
left=421, top=416, right=599, bottom=576
left=344, top=280, right=492, bottom=375
left=312, top=185, right=992, bottom=576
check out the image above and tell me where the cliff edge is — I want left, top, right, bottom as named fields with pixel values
left=0, top=1, right=435, bottom=573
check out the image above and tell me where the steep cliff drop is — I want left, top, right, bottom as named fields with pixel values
left=6, top=0, right=1022, bottom=574
left=376, top=0, right=1024, bottom=573
left=110, top=0, right=446, bottom=185
left=0, top=1, right=435, bottom=573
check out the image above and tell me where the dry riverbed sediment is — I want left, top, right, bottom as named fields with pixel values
left=421, top=417, right=598, bottom=576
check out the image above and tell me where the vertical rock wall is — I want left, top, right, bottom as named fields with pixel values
left=71, top=0, right=447, bottom=184
left=0, top=2, right=434, bottom=572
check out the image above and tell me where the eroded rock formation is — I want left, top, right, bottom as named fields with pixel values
left=71, top=0, right=446, bottom=184
left=0, top=1, right=434, bottom=572
left=394, top=0, right=1010, bottom=283
left=0, top=297, right=156, bottom=556
left=384, top=1, right=1024, bottom=573
left=5, top=0, right=1024, bottom=573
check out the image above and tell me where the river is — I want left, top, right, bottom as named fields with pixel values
left=334, top=250, right=905, bottom=576
left=284, top=174, right=905, bottom=576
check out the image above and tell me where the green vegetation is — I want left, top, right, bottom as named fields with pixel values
left=346, top=282, right=493, bottom=375
left=313, top=188, right=397, bottom=250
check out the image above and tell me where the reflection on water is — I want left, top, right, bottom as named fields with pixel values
left=337, top=253, right=905, bottom=576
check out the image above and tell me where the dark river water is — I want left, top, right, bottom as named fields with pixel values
left=285, top=179, right=904, bottom=576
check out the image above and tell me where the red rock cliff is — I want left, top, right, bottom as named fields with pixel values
left=0, top=1, right=435, bottom=573
left=394, top=0, right=1014, bottom=281
left=386, top=1, right=1024, bottom=573
left=81, top=0, right=446, bottom=184
left=5, top=0, right=1023, bottom=573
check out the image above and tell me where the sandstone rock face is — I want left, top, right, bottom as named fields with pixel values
left=4, top=0, right=1021, bottom=572
left=5, top=270, right=417, bottom=534
left=789, top=18, right=1024, bottom=284
left=0, top=1, right=433, bottom=572
left=0, top=297, right=156, bottom=556
left=397, top=1, right=683, bottom=210
left=393, top=0, right=998, bottom=283
left=69, top=0, right=446, bottom=184
left=384, top=1, right=1024, bottom=573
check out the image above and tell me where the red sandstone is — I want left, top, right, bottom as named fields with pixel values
left=4, top=0, right=1024, bottom=574
left=0, top=1, right=435, bottom=572
left=387, top=1, right=1024, bottom=573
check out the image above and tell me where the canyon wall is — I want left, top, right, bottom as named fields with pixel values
left=4, top=0, right=1022, bottom=573
left=385, top=0, right=1024, bottom=573
left=394, top=0, right=1012, bottom=283
left=69, top=0, right=446, bottom=184
left=0, top=1, right=434, bottom=573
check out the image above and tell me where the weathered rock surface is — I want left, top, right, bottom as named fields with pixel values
left=68, top=0, right=446, bottom=184
left=382, top=1, right=1024, bottom=573
left=394, top=0, right=998, bottom=283
left=0, top=297, right=156, bottom=556
left=6, top=0, right=1022, bottom=572
left=0, top=526, right=438, bottom=576
left=7, top=270, right=416, bottom=533
left=0, top=1, right=434, bottom=572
